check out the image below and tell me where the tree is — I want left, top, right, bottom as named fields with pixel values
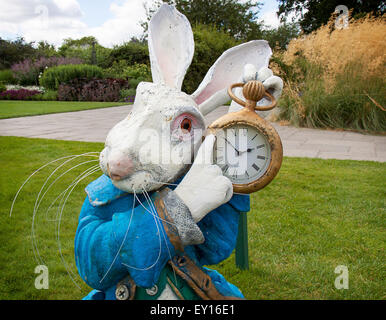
left=277, top=0, right=386, bottom=33
left=36, top=41, right=58, bottom=58
left=106, top=41, right=149, bottom=68
left=58, top=36, right=112, bottom=68
left=0, top=37, right=36, bottom=69
left=262, top=22, right=300, bottom=50
left=183, top=23, right=240, bottom=93
left=141, top=0, right=264, bottom=41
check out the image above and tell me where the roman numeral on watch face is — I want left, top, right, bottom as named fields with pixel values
left=214, top=125, right=272, bottom=186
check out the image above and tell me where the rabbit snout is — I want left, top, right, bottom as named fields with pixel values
left=107, top=151, right=134, bottom=181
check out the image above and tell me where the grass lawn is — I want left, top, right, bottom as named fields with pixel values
left=0, top=100, right=128, bottom=119
left=0, top=136, right=385, bottom=300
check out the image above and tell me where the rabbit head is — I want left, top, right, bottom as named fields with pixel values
left=99, top=4, right=274, bottom=193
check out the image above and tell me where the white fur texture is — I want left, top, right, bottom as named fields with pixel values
left=100, top=82, right=205, bottom=193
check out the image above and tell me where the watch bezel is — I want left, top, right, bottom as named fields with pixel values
left=208, top=108, right=283, bottom=194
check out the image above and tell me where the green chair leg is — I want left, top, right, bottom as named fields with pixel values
left=236, top=212, right=249, bottom=270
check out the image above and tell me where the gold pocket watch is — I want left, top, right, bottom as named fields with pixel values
left=209, top=80, right=283, bottom=194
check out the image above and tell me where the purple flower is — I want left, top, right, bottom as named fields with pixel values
left=11, top=56, right=83, bottom=86
left=58, top=78, right=128, bottom=102
left=0, top=89, right=41, bottom=100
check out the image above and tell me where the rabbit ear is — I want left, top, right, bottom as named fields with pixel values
left=148, top=4, right=194, bottom=90
left=191, top=40, right=272, bottom=115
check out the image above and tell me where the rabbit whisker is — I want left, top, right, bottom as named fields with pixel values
left=56, top=166, right=102, bottom=290
left=100, top=189, right=136, bottom=284
left=121, top=192, right=162, bottom=271
left=52, top=165, right=100, bottom=224
left=142, top=187, right=179, bottom=287
left=31, top=153, right=100, bottom=266
left=39, top=161, right=99, bottom=221
left=133, top=187, right=197, bottom=233
left=44, top=164, right=100, bottom=222
left=9, top=152, right=100, bottom=217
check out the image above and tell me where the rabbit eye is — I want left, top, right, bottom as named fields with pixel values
left=181, top=118, right=192, bottom=133
left=171, top=112, right=202, bottom=142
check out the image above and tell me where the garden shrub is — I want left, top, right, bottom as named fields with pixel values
left=104, top=60, right=130, bottom=79
left=123, top=63, right=152, bottom=82
left=11, top=56, right=83, bottom=86
left=105, top=62, right=152, bottom=82
left=277, top=14, right=386, bottom=133
left=0, top=89, right=41, bottom=100
left=57, top=78, right=127, bottom=102
left=105, top=63, right=151, bottom=100
left=40, top=64, right=104, bottom=90
left=0, top=69, right=17, bottom=84
left=119, top=88, right=136, bottom=103
left=278, top=59, right=386, bottom=133
left=0, top=83, right=6, bottom=93
left=30, top=90, right=58, bottom=101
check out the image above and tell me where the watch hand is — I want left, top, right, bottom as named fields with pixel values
left=224, top=138, right=240, bottom=156
left=239, top=148, right=255, bottom=154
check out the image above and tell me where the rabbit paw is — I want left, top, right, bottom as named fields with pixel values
left=256, top=67, right=283, bottom=101
left=175, top=135, right=233, bottom=223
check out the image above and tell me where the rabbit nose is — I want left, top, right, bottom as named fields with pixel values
left=107, top=152, right=134, bottom=181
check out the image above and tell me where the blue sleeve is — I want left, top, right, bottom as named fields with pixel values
left=186, top=194, right=250, bottom=266
left=74, top=193, right=176, bottom=291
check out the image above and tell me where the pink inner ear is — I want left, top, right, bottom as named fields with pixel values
left=193, top=41, right=272, bottom=106
left=153, top=25, right=183, bottom=88
left=148, top=4, right=194, bottom=90
left=194, top=82, right=223, bottom=105
left=193, top=61, right=245, bottom=105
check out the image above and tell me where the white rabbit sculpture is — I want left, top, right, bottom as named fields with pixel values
left=75, top=4, right=283, bottom=300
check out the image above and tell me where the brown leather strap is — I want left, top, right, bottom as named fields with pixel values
left=154, top=188, right=184, bottom=252
left=169, top=255, right=244, bottom=300
left=140, top=188, right=243, bottom=300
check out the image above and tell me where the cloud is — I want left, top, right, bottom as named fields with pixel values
left=88, top=0, right=147, bottom=47
left=259, top=10, right=281, bottom=29
left=0, top=0, right=148, bottom=47
left=259, top=7, right=302, bottom=29
left=0, top=0, right=83, bottom=24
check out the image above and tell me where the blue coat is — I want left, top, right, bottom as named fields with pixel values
left=75, top=174, right=250, bottom=300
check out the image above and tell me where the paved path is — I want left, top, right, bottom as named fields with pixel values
left=0, top=106, right=385, bottom=162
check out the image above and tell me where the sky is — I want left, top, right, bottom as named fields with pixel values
left=0, top=0, right=283, bottom=48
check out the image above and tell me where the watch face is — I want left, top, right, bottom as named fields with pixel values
left=214, top=124, right=271, bottom=185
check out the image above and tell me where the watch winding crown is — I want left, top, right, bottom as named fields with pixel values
left=228, top=80, right=277, bottom=111
left=243, top=81, right=265, bottom=103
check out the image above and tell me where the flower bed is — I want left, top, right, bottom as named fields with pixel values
left=58, top=78, right=128, bottom=102
left=0, top=88, right=42, bottom=100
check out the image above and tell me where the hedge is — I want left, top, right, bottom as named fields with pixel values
left=39, top=64, right=104, bottom=90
